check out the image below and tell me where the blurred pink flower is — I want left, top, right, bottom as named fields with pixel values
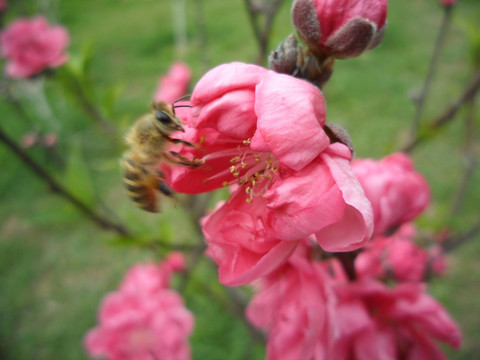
left=119, top=253, right=186, bottom=295
left=355, top=224, right=429, bottom=282
left=333, top=279, right=462, bottom=360
left=154, top=61, right=191, bottom=104
left=42, top=132, right=58, bottom=147
left=247, top=241, right=461, bottom=360
left=168, top=62, right=373, bottom=285
left=85, top=254, right=193, bottom=360
left=0, top=0, right=8, bottom=12
left=291, top=0, right=387, bottom=58
left=85, top=290, right=194, bottom=360
left=427, top=245, right=447, bottom=276
left=352, top=153, right=430, bottom=236
left=441, top=0, right=457, bottom=6
left=0, top=16, right=69, bottom=78
left=246, top=241, right=338, bottom=360
left=21, top=131, right=39, bottom=148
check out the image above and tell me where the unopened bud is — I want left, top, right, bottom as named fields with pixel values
left=291, top=0, right=387, bottom=59
left=269, top=34, right=335, bottom=88
left=269, top=34, right=299, bottom=75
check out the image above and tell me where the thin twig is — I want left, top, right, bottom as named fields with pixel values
left=244, top=0, right=284, bottom=65
left=408, top=5, right=453, bottom=142
left=402, top=71, right=480, bottom=153
left=193, top=0, right=211, bottom=72
left=0, top=125, right=131, bottom=236
left=450, top=96, right=478, bottom=215
left=443, top=218, right=480, bottom=252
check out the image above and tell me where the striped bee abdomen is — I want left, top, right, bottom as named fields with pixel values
left=122, top=153, right=167, bottom=213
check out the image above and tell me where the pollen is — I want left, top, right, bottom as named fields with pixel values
left=202, top=141, right=279, bottom=202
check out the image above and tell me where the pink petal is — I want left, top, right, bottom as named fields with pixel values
left=203, top=191, right=299, bottom=286
left=254, top=71, right=329, bottom=171
left=191, top=89, right=257, bottom=138
left=264, top=153, right=346, bottom=241
left=191, top=62, right=267, bottom=105
left=314, top=144, right=373, bottom=251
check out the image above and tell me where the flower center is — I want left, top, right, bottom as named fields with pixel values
left=202, top=138, right=279, bottom=202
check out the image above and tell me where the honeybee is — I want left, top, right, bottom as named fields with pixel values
left=122, top=101, right=198, bottom=212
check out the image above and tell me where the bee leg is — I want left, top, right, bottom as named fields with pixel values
left=167, top=151, right=203, bottom=168
left=157, top=180, right=175, bottom=197
left=168, top=137, right=199, bottom=149
left=157, top=179, right=179, bottom=208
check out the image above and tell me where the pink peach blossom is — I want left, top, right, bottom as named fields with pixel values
left=85, top=290, right=194, bottom=360
left=246, top=240, right=461, bottom=360
left=119, top=253, right=186, bottom=295
left=441, top=0, right=457, bottom=6
left=167, top=62, right=373, bottom=285
left=0, top=16, right=69, bottom=78
left=427, top=245, right=447, bottom=276
left=85, top=254, right=193, bottom=360
left=355, top=224, right=429, bottom=282
left=154, top=61, right=191, bottom=104
left=291, top=0, right=387, bottom=58
left=352, top=153, right=430, bottom=236
left=246, top=241, right=338, bottom=360
left=332, top=279, right=462, bottom=360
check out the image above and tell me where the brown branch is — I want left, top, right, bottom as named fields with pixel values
left=0, top=125, right=131, bottom=236
left=408, top=5, right=453, bottom=141
left=244, top=0, right=284, bottom=65
left=193, top=0, right=211, bottom=72
left=443, top=218, right=480, bottom=252
left=450, top=96, right=478, bottom=215
left=401, top=71, right=480, bottom=153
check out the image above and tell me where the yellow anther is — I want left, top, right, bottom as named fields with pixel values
left=245, top=186, right=251, bottom=194
left=243, top=138, right=252, bottom=145
left=200, top=135, right=206, bottom=144
left=230, top=165, right=237, bottom=173
left=253, top=154, right=260, bottom=162
left=246, top=198, right=253, bottom=203
left=222, top=181, right=229, bottom=187
left=230, top=156, right=240, bottom=164
left=241, top=162, right=247, bottom=168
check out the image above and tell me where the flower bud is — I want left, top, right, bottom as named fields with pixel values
left=291, top=0, right=387, bottom=59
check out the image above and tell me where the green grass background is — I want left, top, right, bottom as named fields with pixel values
left=0, top=0, right=479, bottom=359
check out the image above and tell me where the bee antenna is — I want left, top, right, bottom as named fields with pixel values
left=172, top=94, right=192, bottom=114
left=172, top=94, right=191, bottom=106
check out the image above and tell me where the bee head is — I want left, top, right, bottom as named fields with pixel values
left=152, top=103, right=184, bottom=133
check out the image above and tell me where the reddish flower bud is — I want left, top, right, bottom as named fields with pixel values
left=441, top=0, right=457, bottom=7
left=291, top=0, right=387, bottom=58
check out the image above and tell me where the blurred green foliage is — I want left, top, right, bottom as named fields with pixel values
left=0, top=0, right=479, bottom=359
